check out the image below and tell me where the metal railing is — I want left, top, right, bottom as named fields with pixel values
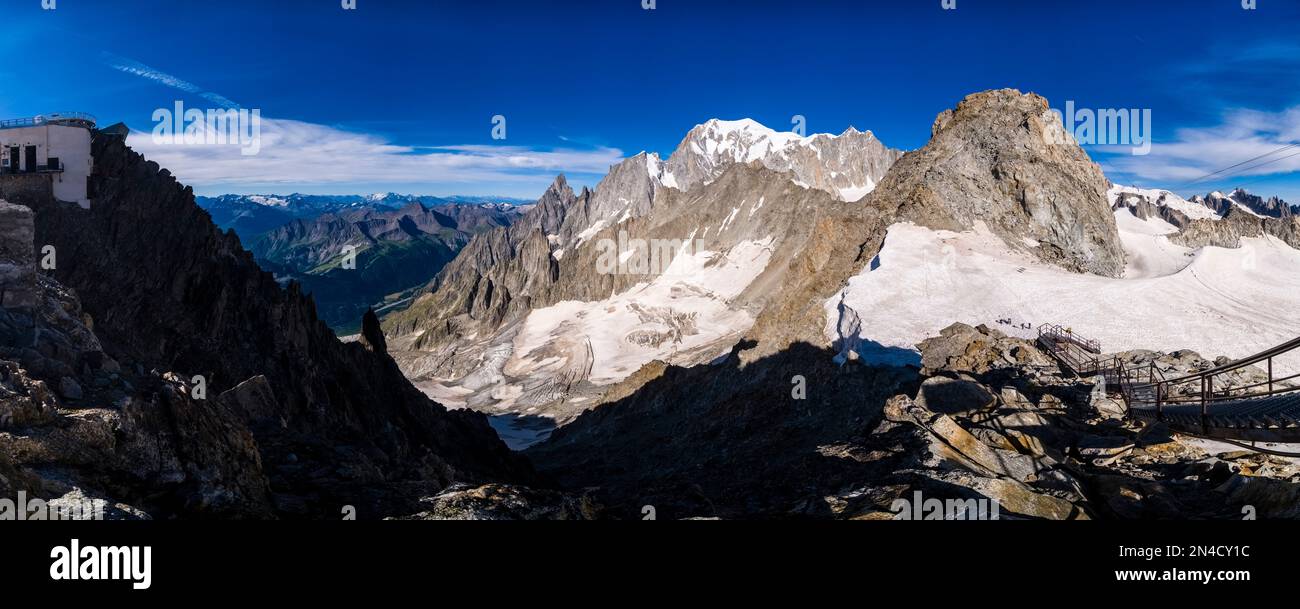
left=1037, top=324, right=1104, bottom=375
left=0, top=112, right=97, bottom=130
left=1120, top=336, right=1300, bottom=429
left=1110, top=356, right=1165, bottom=414
left=1038, top=324, right=1101, bottom=354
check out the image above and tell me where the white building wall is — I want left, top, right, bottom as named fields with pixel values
left=0, top=124, right=93, bottom=208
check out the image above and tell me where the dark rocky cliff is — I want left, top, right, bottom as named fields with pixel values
left=8, top=132, right=534, bottom=518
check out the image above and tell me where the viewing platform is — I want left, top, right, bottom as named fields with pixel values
left=0, top=112, right=98, bottom=131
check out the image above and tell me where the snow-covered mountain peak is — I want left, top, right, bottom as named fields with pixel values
left=665, top=117, right=903, bottom=201
left=245, top=195, right=289, bottom=207
left=686, top=118, right=810, bottom=163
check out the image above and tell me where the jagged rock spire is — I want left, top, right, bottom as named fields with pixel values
left=359, top=307, right=387, bottom=354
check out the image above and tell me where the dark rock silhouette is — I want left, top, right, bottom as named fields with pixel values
left=5, top=131, right=535, bottom=518
left=359, top=308, right=386, bottom=354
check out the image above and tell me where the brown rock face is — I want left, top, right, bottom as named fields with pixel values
left=879, top=89, right=1126, bottom=277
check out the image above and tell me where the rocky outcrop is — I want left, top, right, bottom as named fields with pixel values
left=1198, top=188, right=1296, bottom=219
left=392, top=483, right=601, bottom=520
left=881, top=394, right=1087, bottom=520
left=1171, top=206, right=1300, bottom=250
left=1, top=205, right=109, bottom=403
left=3, top=131, right=536, bottom=518
left=881, top=89, right=1125, bottom=277
left=0, top=266, right=275, bottom=517
left=0, top=200, right=37, bottom=310
left=0, top=359, right=58, bottom=429
left=740, top=90, right=1129, bottom=363
left=916, top=322, right=1055, bottom=376
left=358, top=308, right=387, bottom=354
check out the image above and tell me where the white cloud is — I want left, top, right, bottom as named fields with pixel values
left=102, top=54, right=619, bottom=196
left=101, top=52, right=238, bottom=109
left=1102, top=105, right=1300, bottom=186
left=125, top=116, right=624, bottom=191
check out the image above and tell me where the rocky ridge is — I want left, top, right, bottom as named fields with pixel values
left=1196, top=188, right=1296, bottom=219
left=383, top=117, right=907, bottom=418
left=1112, top=185, right=1300, bottom=250
left=0, top=130, right=535, bottom=519
left=385, top=90, right=1127, bottom=424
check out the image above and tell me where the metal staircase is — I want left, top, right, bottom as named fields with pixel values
left=1038, top=324, right=1300, bottom=444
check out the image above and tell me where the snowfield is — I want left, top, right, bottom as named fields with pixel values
left=493, top=237, right=776, bottom=397
left=826, top=220, right=1300, bottom=372
left=1113, top=208, right=1194, bottom=279
left=837, top=178, right=877, bottom=203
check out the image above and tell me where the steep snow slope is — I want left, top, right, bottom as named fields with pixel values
left=827, top=222, right=1300, bottom=371
left=507, top=237, right=775, bottom=388
left=1114, top=209, right=1194, bottom=279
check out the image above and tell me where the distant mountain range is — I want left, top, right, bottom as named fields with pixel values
left=196, top=192, right=532, bottom=244
left=1191, top=188, right=1297, bottom=219
left=194, top=193, right=530, bottom=333
left=1109, top=186, right=1298, bottom=221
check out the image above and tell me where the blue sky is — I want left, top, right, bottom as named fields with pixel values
left=3, top=0, right=1300, bottom=201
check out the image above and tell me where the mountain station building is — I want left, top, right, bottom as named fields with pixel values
left=0, top=113, right=96, bottom=208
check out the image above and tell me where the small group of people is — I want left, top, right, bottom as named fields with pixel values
left=994, top=318, right=1033, bottom=331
